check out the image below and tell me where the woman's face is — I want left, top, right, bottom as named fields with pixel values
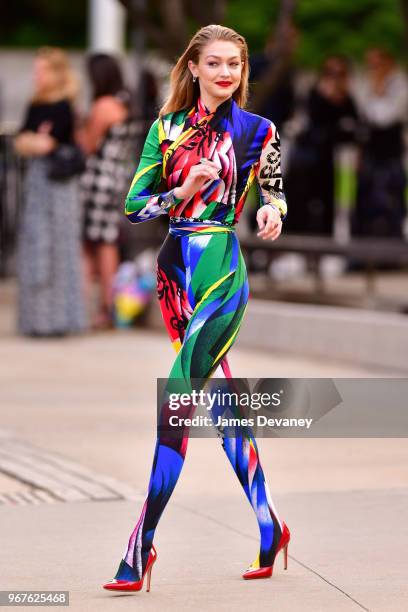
left=322, top=58, right=349, bottom=83
left=365, top=49, right=392, bottom=76
left=33, top=57, right=58, bottom=94
left=189, top=40, right=243, bottom=104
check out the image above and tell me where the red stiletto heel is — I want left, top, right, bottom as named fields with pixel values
left=103, top=545, right=157, bottom=592
left=283, top=541, right=288, bottom=570
left=242, top=522, right=290, bottom=580
left=146, top=564, right=153, bottom=592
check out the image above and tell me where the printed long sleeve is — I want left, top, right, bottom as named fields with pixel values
left=125, top=118, right=182, bottom=223
left=254, top=121, right=287, bottom=219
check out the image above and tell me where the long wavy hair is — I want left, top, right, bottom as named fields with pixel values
left=32, top=47, right=79, bottom=104
left=159, top=24, right=249, bottom=116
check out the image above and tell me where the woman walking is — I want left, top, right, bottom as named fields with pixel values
left=103, top=24, right=290, bottom=592
left=14, top=47, right=86, bottom=337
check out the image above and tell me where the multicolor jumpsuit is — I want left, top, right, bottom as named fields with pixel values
left=114, top=96, right=288, bottom=581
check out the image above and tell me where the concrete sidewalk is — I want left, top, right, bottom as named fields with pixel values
left=2, top=488, right=407, bottom=612
left=1, top=327, right=407, bottom=611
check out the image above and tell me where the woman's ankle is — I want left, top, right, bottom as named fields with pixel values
left=114, top=559, right=139, bottom=581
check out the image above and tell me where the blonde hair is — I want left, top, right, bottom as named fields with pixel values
left=159, top=24, right=249, bottom=116
left=32, top=47, right=79, bottom=103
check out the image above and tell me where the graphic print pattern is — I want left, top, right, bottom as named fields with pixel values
left=113, top=97, right=286, bottom=582
left=124, top=96, right=286, bottom=225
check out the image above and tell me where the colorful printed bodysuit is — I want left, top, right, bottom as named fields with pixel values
left=114, top=96, right=288, bottom=581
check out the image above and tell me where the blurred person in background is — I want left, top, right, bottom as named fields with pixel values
left=352, top=47, right=408, bottom=239
left=249, top=22, right=298, bottom=132
left=14, top=47, right=86, bottom=337
left=116, top=67, right=166, bottom=264
left=247, top=22, right=298, bottom=234
left=285, top=55, right=358, bottom=236
left=138, top=67, right=159, bottom=123
left=77, top=53, right=136, bottom=330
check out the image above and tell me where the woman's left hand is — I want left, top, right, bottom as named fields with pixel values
left=256, top=204, right=282, bottom=240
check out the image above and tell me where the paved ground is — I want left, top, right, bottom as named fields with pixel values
left=0, top=290, right=408, bottom=611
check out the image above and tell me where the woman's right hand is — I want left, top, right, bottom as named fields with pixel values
left=36, top=121, right=57, bottom=155
left=14, top=131, right=56, bottom=157
left=174, top=159, right=220, bottom=200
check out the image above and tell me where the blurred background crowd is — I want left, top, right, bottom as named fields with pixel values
left=1, top=0, right=408, bottom=337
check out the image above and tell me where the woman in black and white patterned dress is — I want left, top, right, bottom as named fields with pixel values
left=14, top=47, right=87, bottom=337
left=77, top=54, right=136, bottom=330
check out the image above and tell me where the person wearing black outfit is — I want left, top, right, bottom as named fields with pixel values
left=284, top=55, right=358, bottom=236
left=246, top=23, right=297, bottom=236
left=14, top=47, right=86, bottom=337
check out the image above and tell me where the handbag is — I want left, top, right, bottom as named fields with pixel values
left=47, top=144, right=86, bottom=181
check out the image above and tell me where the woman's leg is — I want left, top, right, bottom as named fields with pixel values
left=94, top=242, right=119, bottom=325
left=202, top=354, right=285, bottom=569
left=114, top=230, right=249, bottom=581
left=190, top=264, right=284, bottom=567
left=82, top=241, right=97, bottom=319
left=215, top=392, right=284, bottom=568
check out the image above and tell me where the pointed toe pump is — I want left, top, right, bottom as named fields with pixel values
left=103, top=545, right=157, bottom=593
left=242, top=522, right=290, bottom=580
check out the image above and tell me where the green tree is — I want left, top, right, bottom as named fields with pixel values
left=0, top=1, right=86, bottom=48
left=1, top=0, right=406, bottom=68
left=293, top=0, right=405, bottom=67
left=226, top=0, right=405, bottom=66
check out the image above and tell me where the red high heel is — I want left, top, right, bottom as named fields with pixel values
left=103, top=545, right=157, bottom=592
left=242, top=522, right=290, bottom=580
